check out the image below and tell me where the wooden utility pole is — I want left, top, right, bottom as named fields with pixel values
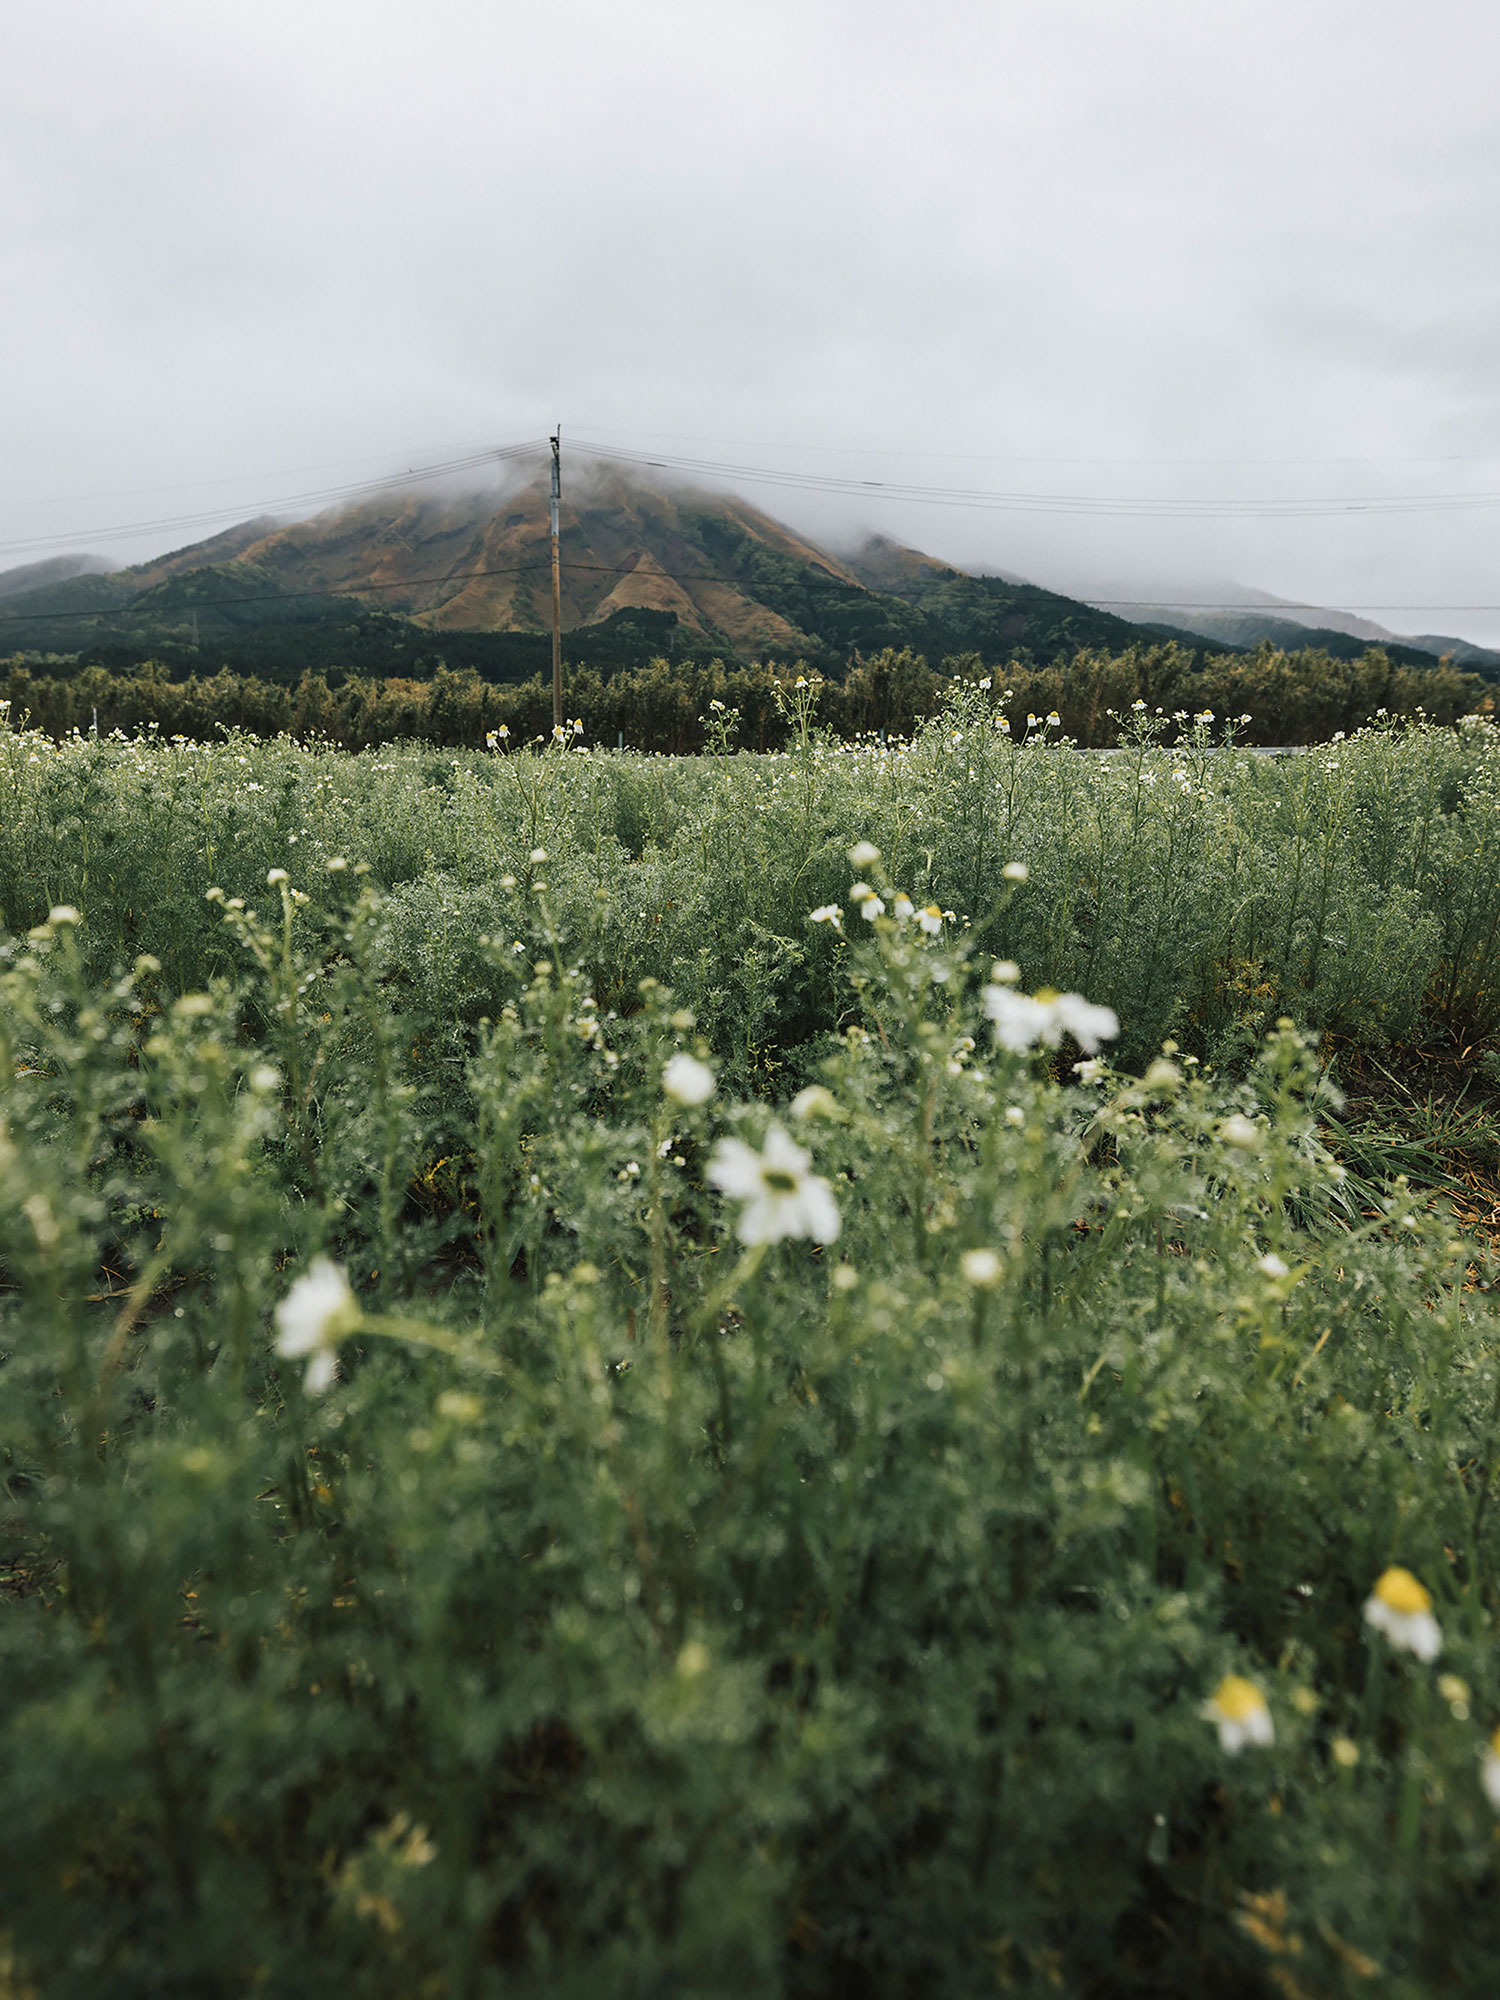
left=549, top=429, right=563, bottom=730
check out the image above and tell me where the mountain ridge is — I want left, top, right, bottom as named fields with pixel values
left=1, top=464, right=1485, bottom=678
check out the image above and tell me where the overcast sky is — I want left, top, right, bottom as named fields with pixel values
left=5, top=0, right=1500, bottom=641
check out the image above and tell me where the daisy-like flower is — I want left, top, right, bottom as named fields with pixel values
left=1219, top=1113, right=1262, bottom=1151
left=273, top=1257, right=359, bottom=1394
left=847, top=840, right=881, bottom=868
left=1051, top=993, right=1121, bottom=1054
left=1201, top=1675, right=1275, bottom=1754
left=857, top=893, right=886, bottom=921
left=983, top=987, right=1057, bottom=1052
left=917, top=904, right=946, bottom=936
left=790, top=1084, right=839, bottom=1121
left=1364, top=1566, right=1442, bottom=1661
left=982, top=986, right=1121, bottom=1056
left=1002, top=861, right=1029, bottom=882
left=706, top=1124, right=841, bottom=1245
left=892, top=893, right=915, bottom=922
left=961, top=1247, right=1003, bottom=1289
left=662, top=1053, right=715, bottom=1106
left=1482, top=1727, right=1500, bottom=1812
left=809, top=903, right=843, bottom=929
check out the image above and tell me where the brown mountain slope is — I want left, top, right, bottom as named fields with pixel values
left=121, top=464, right=864, bottom=648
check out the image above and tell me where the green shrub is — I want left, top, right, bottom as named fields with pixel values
left=1, top=803, right=1499, bottom=1994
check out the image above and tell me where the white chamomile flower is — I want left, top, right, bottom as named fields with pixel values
left=858, top=893, right=886, bottom=921
left=1363, top=1566, right=1442, bottom=1661
left=982, top=986, right=1120, bottom=1056
left=983, top=987, right=1058, bottom=1052
left=1002, top=861, right=1029, bottom=882
left=1051, top=993, right=1121, bottom=1054
left=1257, top=1252, right=1290, bottom=1279
left=1219, top=1113, right=1262, bottom=1151
left=706, top=1124, right=841, bottom=1246
left=273, top=1257, right=359, bottom=1395
left=960, top=1248, right=1003, bottom=1289
left=809, top=903, right=843, bottom=929
left=1483, top=1728, right=1500, bottom=1812
left=892, top=893, right=915, bottom=921
left=790, top=1085, right=839, bottom=1121
left=1201, top=1675, right=1275, bottom=1754
left=662, top=1053, right=715, bottom=1106
left=847, top=840, right=881, bottom=868
left=917, top=904, right=946, bottom=936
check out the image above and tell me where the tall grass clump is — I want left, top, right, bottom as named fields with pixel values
left=2, top=833, right=1500, bottom=1995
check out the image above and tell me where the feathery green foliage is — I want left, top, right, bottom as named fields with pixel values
left=2, top=705, right=1500, bottom=1994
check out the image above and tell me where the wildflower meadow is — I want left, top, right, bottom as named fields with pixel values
left=3, top=690, right=1500, bottom=1995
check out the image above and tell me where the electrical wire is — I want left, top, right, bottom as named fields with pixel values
left=566, top=422, right=1500, bottom=468
left=565, top=437, right=1500, bottom=520
left=0, top=439, right=549, bottom=561
left=0, top=434, right=550, bottom=514
left=12, top=426, right=1500, bottom=568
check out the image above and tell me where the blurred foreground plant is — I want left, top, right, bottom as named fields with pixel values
left=1, top=833, right=1499, bottom=1997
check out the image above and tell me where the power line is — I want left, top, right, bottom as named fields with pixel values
left=0, top=433, right=543, bottom=515
left=567, top=437, right=1500, bottom=520
left=567, top=422, right=1500, bottom=469
left=0, top=438, right=549, bottom=560
left=13, top=428, right=1500, bottom=568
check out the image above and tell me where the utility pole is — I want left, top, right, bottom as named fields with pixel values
left=549, top=429, right=563, bottom=730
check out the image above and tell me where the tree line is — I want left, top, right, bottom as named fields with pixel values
left=1, top=641, right=1487, bottom=751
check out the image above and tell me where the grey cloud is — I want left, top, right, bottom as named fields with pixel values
left=4, top=0, right=1500, bottom=641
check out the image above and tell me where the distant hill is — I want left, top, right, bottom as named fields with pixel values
left=1407, top=633, right=1500, bottom=672
left=0, top=462, right=1237, bottom=679
left=1077, top=580, right=1500, bottom=679
left=16, top=462, right=1495, bottom=690
left=0, top=552, right=117, bottom=601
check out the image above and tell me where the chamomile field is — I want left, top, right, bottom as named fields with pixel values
left=4, top=690, right=1500, bottom=1997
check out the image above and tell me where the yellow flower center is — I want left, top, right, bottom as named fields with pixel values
left=1212, top=1675, right=1265, bottom=1722
left=1373, top=1566, right=1431, bottom=1616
